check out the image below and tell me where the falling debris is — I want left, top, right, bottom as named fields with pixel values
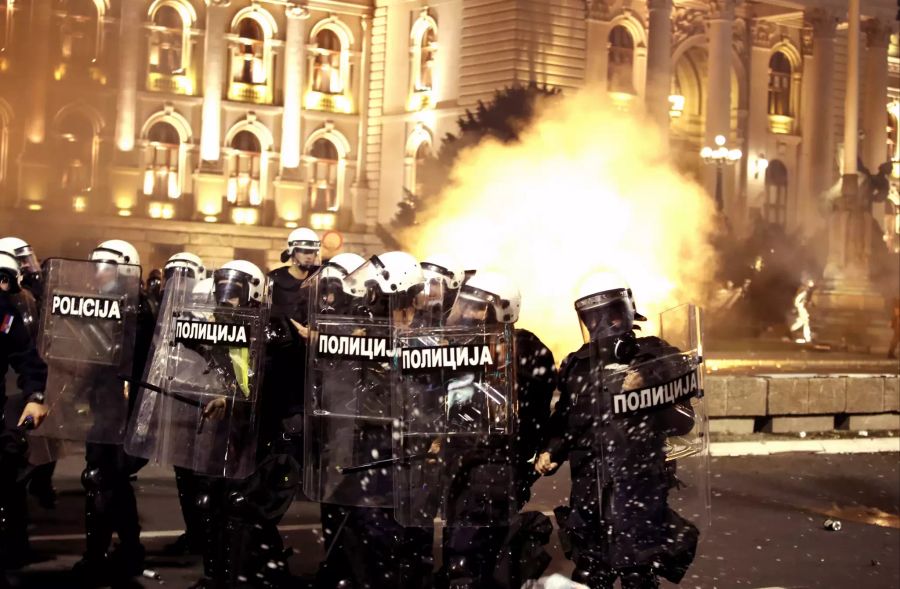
left=823, top=519, right=842, bottom=532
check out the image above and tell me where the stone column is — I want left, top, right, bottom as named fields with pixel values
left=861, top=19, right=890, bottom=172
left=200, top=0, right=229, bottom=162
left=24, top=0, right=52, bottom=144
left=801, top=9, right=837, bottom=216
left=280, top=4, right=309, bottom=170
left=115, top=0, right=142, bottom=152
left=704, top=0, right=734, bottom=146
left=645, top=0, right=672, bottom=138
left=746, top=20, right=775, bottom=215
left=841, top=0, right=861, bottom=181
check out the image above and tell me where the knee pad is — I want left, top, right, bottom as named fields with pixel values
left=81, top=467, right=104, bottom=492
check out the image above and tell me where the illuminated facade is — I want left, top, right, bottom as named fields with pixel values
left=0, top=0, right=897, bottom=270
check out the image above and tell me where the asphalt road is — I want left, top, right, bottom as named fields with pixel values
left=6, top=449, right=898, bottom=589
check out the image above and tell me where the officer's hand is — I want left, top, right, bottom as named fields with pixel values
left=289, top=318, right=310, bottom=340
left=203, top=398, right=228, bottom=421
left=427, top=438, right=441, bottom=463
left=535, top=452, right=558, bottom=475
left=19, top=402, right=48, bottom=429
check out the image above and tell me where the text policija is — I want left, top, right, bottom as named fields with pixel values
left=51, top=294, right=122, bottom=320
left=612, top=368, right=701, bottom=416
left=317, top=334, right=495, bottom=371
left=174, top=319, right=250, bottom=347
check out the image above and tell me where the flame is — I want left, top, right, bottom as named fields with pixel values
left=400, top=88, right=718, bottom=361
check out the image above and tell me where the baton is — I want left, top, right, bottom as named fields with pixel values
left=117, top=375, right=204, bottom=408
left=338, top=452, right=436, bottom=475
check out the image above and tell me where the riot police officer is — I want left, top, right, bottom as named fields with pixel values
left=0, top=237, right=57, bottom=509
left=0, top=252, right=47, bottom=584
left=309, top=251, right=434, bottom=588
left=70, top=239, right=154, bottom=584
left=263, top=228, right=321, bottom=476
left=178, top=259, right=294, bottom=588
left=535, top=273, right=701, bottom=589
left=440, top=271, right=556, bottom=589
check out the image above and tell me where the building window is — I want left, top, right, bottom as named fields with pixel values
left=227, top=12, right=274, bottom=104
left=56, top=111, right=95, bottom=198
left=1, top=0, right=17, bottom=60
left=232, top=18, right=266, bottom=85
left=308, top=138, right=340, bottom=212
left=57, top=0, right=100, bottom=70
left=227, top=130, right=262, bottom=207
left=607, top=25, right=634, bottom=94
left=768, top=52, right=792, bottom=117
left=412, top=22, right=436, bottom=92
left=764, top=159, right=788, bottom=226
left=148, top=5, right=186, bottom=76
left=143, top=121, right=181, bottom=200
left=312, top=29, right=343, bottom=95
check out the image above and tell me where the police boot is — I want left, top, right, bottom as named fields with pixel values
left=72, top=467, right=112, bottom=586
left=618, top=567, right=659, bottom=589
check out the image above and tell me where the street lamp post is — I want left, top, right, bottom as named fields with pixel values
left=701, top=135, right=742, bottom=212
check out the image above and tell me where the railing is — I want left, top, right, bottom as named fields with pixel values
left=228, top=81, right=272, bottom=105
left=146, top=73, right=194, bottom=95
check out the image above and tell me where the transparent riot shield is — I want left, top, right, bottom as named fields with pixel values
left=36, top=258, right=141, bottom=444
left=392, top=324, right=516, bottom=527
left=303, top=315, right=395, bottom=507
left=589, top=303, right=707, bottom=584
left=124, top=271, right=266, bottom=479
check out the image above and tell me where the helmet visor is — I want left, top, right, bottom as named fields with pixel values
left=447, top=287, right=495, bottom=327
left=164, top=265, right=199, bottom=282
left=12, top=246, right=39, bottom=275
left=213, top=268, right=253, bottom=307
left=344, top=257, right=387, bottom=298
left=576, top=290, right=635, bottom=343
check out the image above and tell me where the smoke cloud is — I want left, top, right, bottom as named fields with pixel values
left=401, top=89, right=719, bottom=361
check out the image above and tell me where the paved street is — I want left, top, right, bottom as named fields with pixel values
left=7, top=447, right=899, bottom=589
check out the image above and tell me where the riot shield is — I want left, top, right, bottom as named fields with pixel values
left=303, top=314, right=395, bottom=507
left=392, top=324, right=516, bottom=527
left=590, top=303, right=707, bottom=583
left=36, top=258, right=141, bottom=444
left=124, top=271, right=266, bottom=479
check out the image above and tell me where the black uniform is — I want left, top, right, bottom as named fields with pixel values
left=11, top=278, right=58, bottom=510
left=544, top=335, right=698, bottom=589
left=441, top=329, right=557, bottom=589
left=0, top=295, right=48, bottom=576
left=77, top=293, right=154, bottom=579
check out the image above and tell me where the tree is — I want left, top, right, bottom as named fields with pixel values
left=389, top=82, right=562, bottom=229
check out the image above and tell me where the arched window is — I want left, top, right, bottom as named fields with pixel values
left=227, top=130, right=262, bottom=207
left=411, top=21, right=437, bottom=93
left=58, top=0, right=99, bottom=67
left=148, top=4, right=186, bottom=76
left=1, top=0, right=16, bottom=55
left=231, top=18, right=266, bottom=85
left=607, top=25, right=634, bottom=94
left=56, top=111, right=96, bottom=196
left=768, top=51, right=792, bottom=117
left=308, top=137, right=340, bottom=211
left=143, top=121, right=181, bottom=199
left=413, top=142, right=430, bottom=195
left=764, top=159, right=788, bottom=226
left=312, top=29, right=343, bottom=95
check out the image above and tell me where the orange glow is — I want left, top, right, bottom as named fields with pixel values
left=400, top=88, right=718, bottom=360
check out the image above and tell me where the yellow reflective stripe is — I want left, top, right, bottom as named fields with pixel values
left=229, top=347, right=250, bottom=397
